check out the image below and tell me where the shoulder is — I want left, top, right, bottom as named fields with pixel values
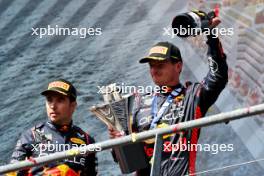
left=184, top=81, right=202, bottom=93
left=18, top=122, right=45, bottom=143
left=30, top=122, right=46, bottom=134
left=72, top=125, right=96, bottom=144
left=31, top=122, right=46, bottom=130
left=72, top=125, right=86, bottom=134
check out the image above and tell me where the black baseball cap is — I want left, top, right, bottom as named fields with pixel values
left=139, top=41, right=182, bottom=63
left=41, top=79, right=77, bottom=100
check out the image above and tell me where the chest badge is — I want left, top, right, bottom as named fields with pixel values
left=70, top=138, right=86, bottom=145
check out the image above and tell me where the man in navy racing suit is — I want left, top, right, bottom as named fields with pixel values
left=9, top=79, right=98, bottom=176
left=109, top=17, right=228, bottom=176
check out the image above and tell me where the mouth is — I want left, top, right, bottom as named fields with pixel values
left=50, top=112, right=59, bottom=117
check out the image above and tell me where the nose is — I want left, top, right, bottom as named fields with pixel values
left=48, top=101, right=56, bottom=109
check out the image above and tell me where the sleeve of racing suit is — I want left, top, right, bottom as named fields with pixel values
left=85, top=136, right=98, bottom=176
left=198, top=34, right=228, bottom=115
left=9, top=130, right=35, bottom=175
left=10, top=130, right=34, bottom=163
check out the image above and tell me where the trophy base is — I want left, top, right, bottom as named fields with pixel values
left=113, top=142, right=149, bottom=174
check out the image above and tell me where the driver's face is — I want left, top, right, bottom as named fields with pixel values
left=45, top=92, right=76, bottom=125
left=149, top=60, right=182, bottom=87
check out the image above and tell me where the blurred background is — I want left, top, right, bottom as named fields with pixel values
left=0, top=0, right=263, bottom=175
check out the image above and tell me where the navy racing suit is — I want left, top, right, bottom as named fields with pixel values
left=131, top=35, right=228, bottom=176
left=10, top=121, right=98, bottom=176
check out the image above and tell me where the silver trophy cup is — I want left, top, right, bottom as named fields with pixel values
left=90, top=83, right=135, bottom=134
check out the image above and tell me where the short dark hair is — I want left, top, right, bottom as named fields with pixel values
left=69, top=96, right=76, bottom=102
left=170, top=58, right=183, bottom=64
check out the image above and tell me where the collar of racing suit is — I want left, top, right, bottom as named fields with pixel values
left=46, top=120, right=73, bottom=133
left=160, top=83, right=184, bottom=96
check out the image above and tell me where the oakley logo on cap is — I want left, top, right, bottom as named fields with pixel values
left=48, top=81, right=70, bottom=91
left=149, top=46, right=168, bottom=55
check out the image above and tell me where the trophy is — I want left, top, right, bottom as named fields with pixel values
left=90, top=83, right=148, bottom=173
left=89, top=83, right=135, bottom=134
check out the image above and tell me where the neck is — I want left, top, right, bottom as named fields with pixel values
left=49, top=120, right=73, bottom=132
left=161, top=83, right=182, bottom=89
left=160, top=83, right=182, bottom=95
left=50, top=120, right=72, bottom=127
left=168, top=79, right=180, bottom=87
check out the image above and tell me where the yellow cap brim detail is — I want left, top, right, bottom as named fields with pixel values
left=139, top=56, right=167, bottom=63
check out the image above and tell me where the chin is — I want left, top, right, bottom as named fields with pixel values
left=153, top=80, right=165, bottom=87
left=49, top=117, right=59, bottom=123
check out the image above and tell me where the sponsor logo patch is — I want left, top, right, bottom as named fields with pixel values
left=149, top=46, right=168, bottom=55
left=48, top=81, right=70, bottom=91
left=70, top=138, right=86, bottom=144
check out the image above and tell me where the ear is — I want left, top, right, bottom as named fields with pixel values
left=176, top=62, right=183, bottom=74
left=70, top=101, right=77, bottom=110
